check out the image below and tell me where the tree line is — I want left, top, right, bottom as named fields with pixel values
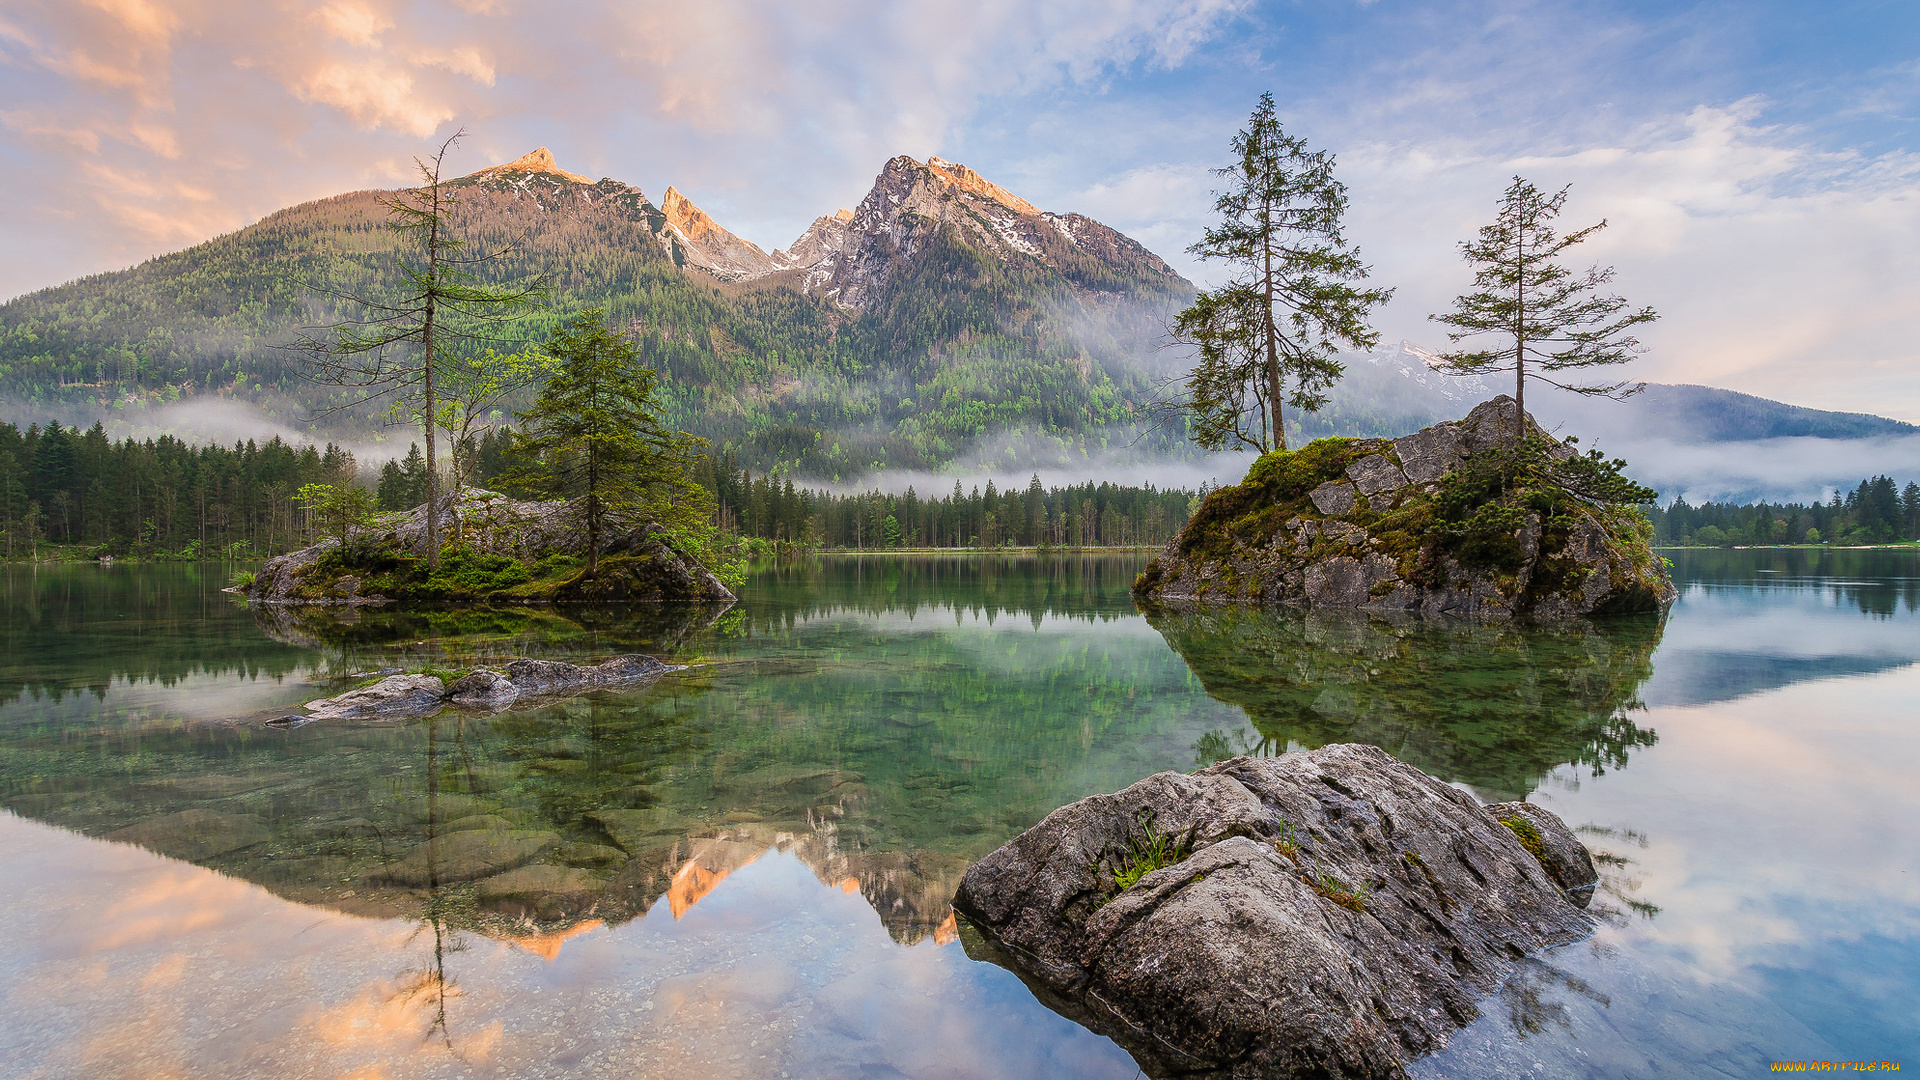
left=1648, top=476, right=1919, bottom=546
left=0, top=416, right=1196, bottom=560
left=695, top=460, right=1194, bottom=550
left=0, top=419, right=360, bottom=559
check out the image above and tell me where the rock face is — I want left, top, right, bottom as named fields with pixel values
left=768, top=154, right=1185, bottom=309
left=953, top=744, right=1597, bottom=1080
left=1135, top=398, right=1677, bottom=619
left=246, top=488, right=735, bottom=606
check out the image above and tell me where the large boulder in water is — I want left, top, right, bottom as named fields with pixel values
left=1133, top=397, right=1676, bottom=618
left=952, top=744, right=1597, bottom=1079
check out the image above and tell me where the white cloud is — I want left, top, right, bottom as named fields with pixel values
left=1319, top=103, right=1920, bottom=422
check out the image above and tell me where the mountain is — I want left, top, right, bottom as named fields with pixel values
left=0, top=148, right=1190, bottom=478
left=766, top=155, right=1183, bottom=309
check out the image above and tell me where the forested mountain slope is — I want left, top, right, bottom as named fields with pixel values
left=0, top=149, right=1191, bottom=479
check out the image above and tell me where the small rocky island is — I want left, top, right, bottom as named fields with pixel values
left=954, top=743, right=1599, bottom=1080
left=245, top=489, right=735, bottom=605
left=1135, top=398, right=1676, bottom=618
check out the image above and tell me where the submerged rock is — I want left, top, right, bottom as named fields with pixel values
left=445, top=668, right=518, bottom=708
left=289, top=655, right=679, bottom=724
left=304, top=674, right=447, bottom=720
left=1134, top=397, right=1676, bottom=619
left=374, top=828, right=562, bottom=886
left=953, top=744, right=1596, bottom=1080
left=501, top=654, right=671, bottom=696
left=105, top=809, right=271, bottom=862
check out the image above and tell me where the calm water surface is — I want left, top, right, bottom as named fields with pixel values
left=0, top=550, right=1914, bottom=1077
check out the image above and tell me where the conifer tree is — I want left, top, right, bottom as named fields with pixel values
left=287, top=131, right=545, bottom=568
left=1171, top=92, right=1392, bottom=453
left=1430, top=177, right=1657, bottom=449
left=501, top=310, right=711, bottom=576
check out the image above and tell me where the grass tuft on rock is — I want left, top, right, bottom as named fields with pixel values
left=1103, top=809, right=1196, bottom=899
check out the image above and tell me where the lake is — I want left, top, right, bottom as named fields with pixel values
left=0, top=549, right=1914, bottom=1078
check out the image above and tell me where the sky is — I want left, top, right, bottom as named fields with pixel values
left=3, top=0, right=1918, bottom=420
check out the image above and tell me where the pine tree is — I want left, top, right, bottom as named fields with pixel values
left=1430, top=177, right=1657, bottom=449
left=501, top=310, right=711, bottom=576
left=1169, top=92, right=1391, bottom=452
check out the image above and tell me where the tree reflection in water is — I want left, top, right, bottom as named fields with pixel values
left=1144, top=604, right=1666, bottom=803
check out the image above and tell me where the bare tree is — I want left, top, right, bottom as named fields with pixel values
left=284, top=131, right=545, bottom=568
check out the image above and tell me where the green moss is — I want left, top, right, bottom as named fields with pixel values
left=1499, top=814, right=1548, bottom=863
left=1139, top=427, right=1669, bottom=613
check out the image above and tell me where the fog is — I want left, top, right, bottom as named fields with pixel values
left=0, top=397, right=418, bottom=469
left=1593, top=433, right=1920, bottom=507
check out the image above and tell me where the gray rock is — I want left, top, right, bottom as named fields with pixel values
left=304, top=674, right=446, bottom=720
left=1304, top=554, right=1399, bottom=606
left=1392, top=423, right=1467, bottom=484
left=375, top=829, right=562, bottom=886
left=1308, top=480, right=1358, bottom=516
left=954, top=744, right=1595, bottom=1080
left=1321, top=520, right=1368, bottom=546
left=1136, top=397, right=1677, bottom=618
left=503, top=654, right=672, bottom=696
left=446, top=668, right=519, bottom=709
left=1347, top=453, right=1407, bottom=495
left=1486, top=801, right=1598, bottom=906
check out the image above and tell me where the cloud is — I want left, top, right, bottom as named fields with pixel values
left=1328, top=102, right=1920, bottom=422
left=1, top=0, right=1916, bottom=433
left=0, top=0, right=1250, bottom=300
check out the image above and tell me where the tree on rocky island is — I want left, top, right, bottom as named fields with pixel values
left=283, top=130, right=546, bottom=569
left=1168, top=92, right=1392, bottom=454
left=500, top=309, right=715, bottom=577
left=1430, top=177, right=1658, bottom=450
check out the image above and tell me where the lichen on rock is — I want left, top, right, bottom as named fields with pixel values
left=1133, top=397, right=1676, bottom=619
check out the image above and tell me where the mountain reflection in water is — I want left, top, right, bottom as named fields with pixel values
left=4, top=552, right=1916, bottom=1077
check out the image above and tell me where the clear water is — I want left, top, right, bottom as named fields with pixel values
left=0, top=550, right=1914, bottom=1077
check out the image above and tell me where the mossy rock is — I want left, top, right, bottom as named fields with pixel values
left=1135, top=397, right=1676, bottom=619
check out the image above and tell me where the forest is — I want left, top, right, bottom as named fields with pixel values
left=0, top=421, right=1193, bottom=559
left=1646, top=475, right=1919, bottom=546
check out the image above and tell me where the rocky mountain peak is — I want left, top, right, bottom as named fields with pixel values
left=466, top=147, right=592, bottom=185
left=660, top=186, right=723, bottom=242
left=653, top=185, right=772, bottom=281
left=921, top=155, right=1039, bottom=216
left=769, top=153, right=1183, bottom=309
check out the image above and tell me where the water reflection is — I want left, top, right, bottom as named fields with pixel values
left=4, top=552, right=1917, bottom=1077
left=1145, top=603, right=1665, bottom=801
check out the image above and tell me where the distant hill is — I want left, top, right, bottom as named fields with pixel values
left=1300, top=341, right=1916, bottom=445
left=0, top=148, right=1190, bottom=479
left=1301, top=342, right=1918, bottom=504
